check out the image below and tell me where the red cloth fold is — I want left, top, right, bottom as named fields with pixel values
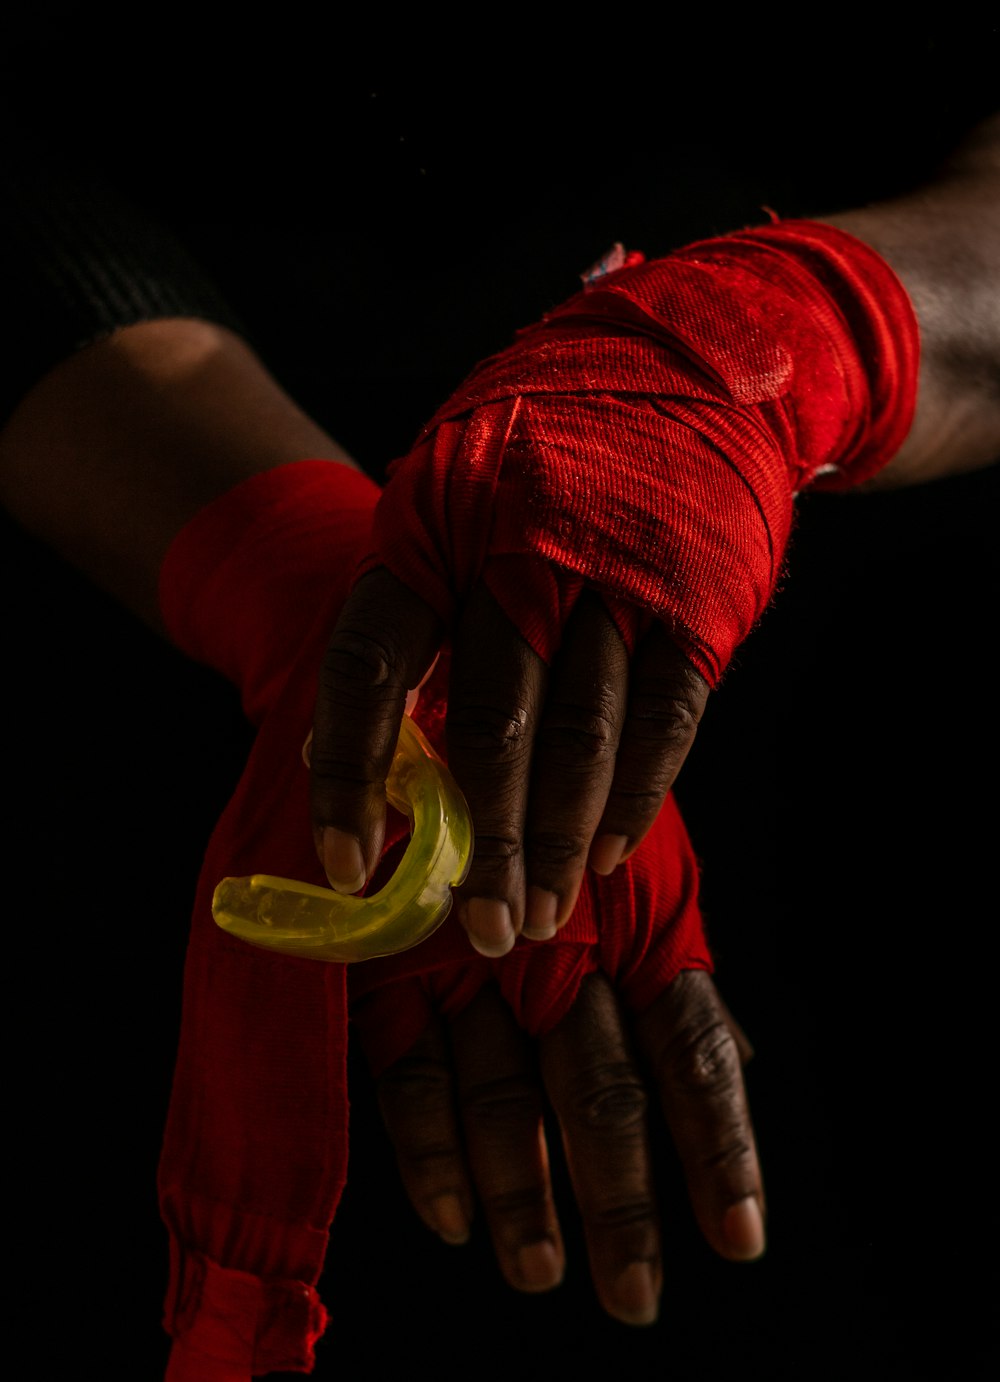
left=164, top=1250, right=329, bottom=1381
left=158, top=461, right=382, bottom=726
left=157, top=461, right=379, bottom=1378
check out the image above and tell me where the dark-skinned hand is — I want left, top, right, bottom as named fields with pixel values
left=353, top=967, right=763, bottom=1325
left=311, top=575, right=708, bottom=958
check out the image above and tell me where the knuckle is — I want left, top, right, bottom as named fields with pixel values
left=529, top=827, right=591, bottom=872
left=447, top=702, right=532, bottom=765
left=702, top=1129, right=758, bottom=1178
left=480, top=1183, right=551, bottom=1224
left=563, top=1062, right=649, bottom=1135
left=307, top=745, right=383, bottom=791
left=319, top=629, right=404, bottom=705
left=307, top=733, right=391, bottom=801
left=605, top=782, right=669, bottom=819
left=541, top=701, right=619, bottom=771
left=666, top=1018, right=743, bottom=1097
left=459, top=1072, right=543, bottom=1128
left=467, top=830, right=523, bottom=868
left=584, top=1196, right=659, bottom=1238
left=378, top=1052, right=452, bottom=1114
left=626, top=685, right=701, bottom=748
left=628, top=646, right=707, bottom=748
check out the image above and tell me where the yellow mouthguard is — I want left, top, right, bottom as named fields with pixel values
left=212, top=714, right=472, bottom=962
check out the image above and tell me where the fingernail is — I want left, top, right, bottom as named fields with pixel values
left=589, top=833, right=628, bottom=875
left=521, top=924, right=558, bottom=942
left=301, top=731, right=313, bottom=768
left=523, top=886, right=559, bottom=940
left=516, top=1239, right=563, bottom=1291
left=428, top=1193, right=469, bottom=1245
left=465, top=898, right=515, bottom=957
left=609, top=1261, right=659, bottom=1325
left=722, top=1196, right=765, bottom=1260
left=321, top=827, right=367, bottom=893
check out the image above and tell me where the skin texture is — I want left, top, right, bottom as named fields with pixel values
left=0, top=113, right=995, bottom=1332
left=365, top=970, right=761, bottom=1323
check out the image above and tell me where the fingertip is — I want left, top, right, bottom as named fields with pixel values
left=521, top=924, right=558, bottom=942
left=721, top=1196, right=766, bottom=1261
left=320, top=826, right=369, bottom=893
left=514, top=1239, right=564, bottom=1292
left=605, top=1261, right=660, bottom=1326
left=523, top=885, right=559, bottom=938
left=462, top=897, right=516, bottom=957
left=427, top=1192, right=471, bottom=1246
left=589, top=832, right=629, bottom=875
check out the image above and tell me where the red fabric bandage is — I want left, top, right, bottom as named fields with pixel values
left=154, top=456, right=713, bottom=1377
left=158, top=460, right=383, bottom=726
left=356, top=220, right=919, bottom=682
left=157, top=459, right=380, bottom=1380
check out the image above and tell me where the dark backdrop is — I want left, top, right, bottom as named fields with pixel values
left=3, top=9, right=998, bottom=1379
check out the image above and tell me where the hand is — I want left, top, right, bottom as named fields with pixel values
left=346, top=736, right=761, bottom=1325
left=353, top=967, right=763, bottom=1326
left=312, top=573, right=708, bottom=956
left=309, top=220, right=918, bottom=958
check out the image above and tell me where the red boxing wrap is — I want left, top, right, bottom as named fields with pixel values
left=155, top=459, right=711, bottom=1378
left=356, top=220, right=919, bottom=682
left=157, top=460, right=381, bottom=1380
left=158, top=461, right=383, bottom=726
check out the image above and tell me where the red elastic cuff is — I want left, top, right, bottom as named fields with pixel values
left=158, top=459, right=380, bottom=724
left=163, top=1247, right=328, bottom=1380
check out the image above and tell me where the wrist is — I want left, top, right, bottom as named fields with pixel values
left=159, top=458, right=381, bottom=724
left=556, top=219, right=920, bottom=495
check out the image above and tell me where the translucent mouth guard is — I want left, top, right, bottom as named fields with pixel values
left=212, top=715, right=473, bottom=962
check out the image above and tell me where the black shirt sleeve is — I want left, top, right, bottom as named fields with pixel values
left=0, top=138, right=251, bottom=425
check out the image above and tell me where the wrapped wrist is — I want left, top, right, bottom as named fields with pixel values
left=158, top=459, right=381, bottom=724
left=560, top=219, right=920, bottom=494
left=357, top=219, right=920, bottom=685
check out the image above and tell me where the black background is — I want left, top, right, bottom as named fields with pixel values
left=3, top=7, right=998, bottom=1379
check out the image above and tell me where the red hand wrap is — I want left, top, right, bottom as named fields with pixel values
left=155, top=457, right=714, bottom=1377
left=158, top=460, right=381, bottom=1380
left=356, top=220, right=919, bottom=682
left=158, top=460, right=382, bottom=727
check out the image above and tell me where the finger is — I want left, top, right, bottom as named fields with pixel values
left=446, top=582, right=548, bottom=956
left=634, top=969, right=766, bottom=1262
left=369, top=1001, right=476, bottom=1246
left=522, top=590, right=628, bottom=939
left=589, top=622, right=709, bottom=875
left=310, top=566, right=442, bottom=890
left=539, top=972, right=663, bottom=1327
left=716, top=988, right=755, bottom=1067
left=449, top=983, right=566, bottom=1294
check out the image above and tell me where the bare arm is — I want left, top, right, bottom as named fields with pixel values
left=0, top=319, right=357, bottom=634
left=819, top=111, right=1000, bottom=488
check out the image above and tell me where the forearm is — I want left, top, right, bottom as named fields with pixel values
left=0, top=318, right=358, bottom=634
left=818, top=112, right=1000, bottom=489
left=0, top=151, right=361, bottom=634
